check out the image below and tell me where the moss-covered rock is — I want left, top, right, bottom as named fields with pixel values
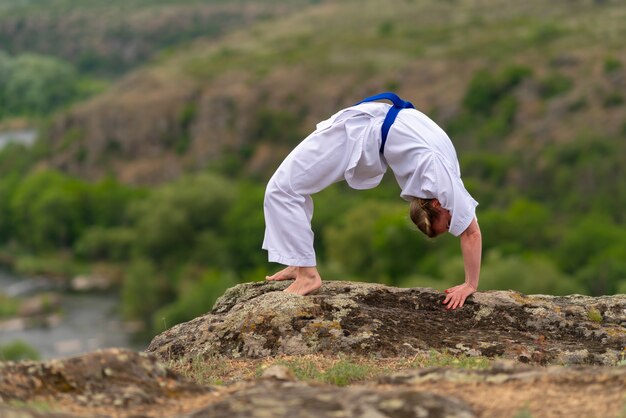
left=147, top=281, right=626, bottom=365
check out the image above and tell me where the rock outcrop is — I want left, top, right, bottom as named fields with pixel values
left=0, top=348, right=209, bottom=412
left=147, top=280, right=626, bottom=365
left=1, top=347, right=625, bottom=418
left=2, top=282, right=626, bottom=417
left=381, top=363, right=626, bottom=418
left=0, top=348, right=477, bottom=418
left=183, top=377, right=475, bottom=418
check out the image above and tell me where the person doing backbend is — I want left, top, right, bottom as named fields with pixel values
left=262, top=93, right=482, bottom=310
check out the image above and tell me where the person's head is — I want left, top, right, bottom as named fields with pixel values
left=409, top=198, right=451, bottom=238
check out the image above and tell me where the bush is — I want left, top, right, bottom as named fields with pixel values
left=2, top=167, right=141, bottom=252
left=0, top=293, right=20, bottom=318
left=13, top=254, right=81, bottom=278
left=538, top=73, right=573, bottom=99
left=85, top=177, right=144, bottom=227
left=479, top=251, right=583, bottom=295
left=74, top=227, right=137, bottom=261
left=461, top=152, right=513, bottom=186
left=251, top=108, right=304, bottom=145
left=10, top=170, right=89, bottom=250
left=479, top=198, right=552, bottom=255
left=0, top=142, right=42, bottom=178
left=538, top=136, right=626, bottom=219
left=121, top=258, right=162, bottom=323
left=528, top=23, right=564, bottom=44
left=476, top=95, right=518, bottom=141
left=378, top=21, right=395, bottom=38
left=603, top=56, right=622, bottom=74
left=554, top=214, right=626, bottom=277
left=462, top=65, right=531, bottom=116
left=0, top=340, right=40, bottom=361
left=574, top=245, right=626, bottom=295
left=324, top=200, right=434, bottom=284
left=603, top=93, right=624, bottom=108
left=398, top=274, right=457, bottom=291
left=0, top=52, right=79, bottom=117
left=222, top=182, right=267, bottom=272
left=0, top=173, right=20, bottom=243
left=129, top=173, right=236, bottom=264
left=152, top=270, right=237, bottom=333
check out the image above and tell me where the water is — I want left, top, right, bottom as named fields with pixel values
left=0, top=270, right=138, bottom=360
left=0, top=129, right=37, bottom=150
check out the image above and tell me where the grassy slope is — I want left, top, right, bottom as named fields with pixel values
left=0, top=0, right=323, bottom=75
left=42, top=0, right=626, bottom=190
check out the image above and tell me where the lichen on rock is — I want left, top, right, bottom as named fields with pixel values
left=147, top=280, right=626, bottom=365
left=0, top=348, right=209, bottom=409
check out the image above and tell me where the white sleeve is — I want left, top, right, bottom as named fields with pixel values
left=424, top=153, right=478, bottom=237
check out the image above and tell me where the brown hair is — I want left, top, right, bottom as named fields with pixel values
left=409, top=198, right=438, bottom=238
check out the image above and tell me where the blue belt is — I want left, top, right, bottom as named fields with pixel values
left=356, top=92, right=415, bottom=153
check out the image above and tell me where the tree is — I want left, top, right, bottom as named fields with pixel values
left=121, top=258, right=161, bottom=325
left=2, top=53, right=78, bottom=116
left=479, top=251, right=583, bottom=295
left=10, top=170, right=88, bottom=250
left=129, top=173, right=236, bottom=265
left=152, top=270, right=237, bottom=333
left=324, top=200, right=435, bottom=284
left=479, top=198, right=552, bottom=255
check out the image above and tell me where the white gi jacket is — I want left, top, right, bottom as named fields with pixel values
left=263, top=102, right=478, bottom=267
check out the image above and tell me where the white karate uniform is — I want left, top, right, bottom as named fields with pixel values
left=262, top=102, right=478, bottom=267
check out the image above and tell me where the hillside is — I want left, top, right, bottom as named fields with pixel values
left=0, top=0, right=323, bottom=75
left=42, top=0, right=626, bottom=187
left=0, top=0, right=326, bottom=123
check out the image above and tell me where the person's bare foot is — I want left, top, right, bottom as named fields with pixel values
left=266, top=266, right=298, bottom=281
left=284, top=267, right=322, bottom=295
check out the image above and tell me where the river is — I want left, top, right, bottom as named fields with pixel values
left=0, top=270, right=139, bottom=360
left=0, top=129, right=37, bottom=150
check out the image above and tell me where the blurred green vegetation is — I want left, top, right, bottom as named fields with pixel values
left=0, top=292, right=20, bottom=318
left=0, top=52, right=102, bottom=118
left=0, top=340, right=41, bottom=361
left=2, top=133, right=626, bottom=338
left=0, top=0, right=324, bottom=76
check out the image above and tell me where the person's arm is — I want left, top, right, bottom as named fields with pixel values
left=442, top=217, right=481, bottom=310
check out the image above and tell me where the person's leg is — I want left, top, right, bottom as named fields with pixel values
left=262, top=169, right=318, bottom=268
left=262, top=171, right=325, bottom=295
left=263, top=120, right=359, bottom=295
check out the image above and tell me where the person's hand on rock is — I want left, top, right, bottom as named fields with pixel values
left=442, top=283, right=475, bottom=310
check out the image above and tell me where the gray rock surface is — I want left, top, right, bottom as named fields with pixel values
left=0, top=348, right=477, bottom=418
left=380, top=362, right=626, bottom=418
left=382, top=361, right=626, bottom=385
left=147, top=280, right=626, bottom=365
left=184, top=378, right=475, bottom=418
left=1, top=335, right=624, bottom=417
left=0, top=348, right=208, bottom=408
